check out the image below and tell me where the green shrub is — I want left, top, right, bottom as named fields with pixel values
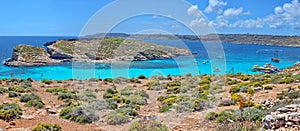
left=8, top=86, right=25, bottom=93
left=137, top=74, right=146, bottom=79
left=8, top=91, right=19, bottom=98
left=58, top=92, right=75, bottom=100
left=284, top=77, right=294, bottom=84
left=242, top=107, right=265, bottom=122
left=42, top=79, right=52, bottom=85
left=79, top=90, right=96, bottom=102
left=120, top=86, right=134, bottom=96
left=263, top=86, right=273, bottom=90
left=229, top=86, right=240, bottom=94
left=240, top=86, right=249, bottom=93
left=216, top=109, right=235, bottom=123
left=162, top=96, right=177, bottom=105
left=104, top=78, right=113, bottom=83
left=252, top=82, right=262, bottom=87
left=128, top=120, right=168, bottom=131
left=218, top=100, right=235, bottom=107
left=277, top=90, right=300, bottom=100
left=134, top=79, right=141, bottom=83
left=105, top=88, right=118, bottom=95
left=197, top=93, right=208, bottom=100
left=46, top=88, right=67, bottom=93
left=240, top=75, right=251, bottom=81
left=115, top=106, right=138, bottom=117
left=205, top=112, right=218, bottom=120
left=159, top=105, right=172, bottom=113
left=0, top=87, right=8, bottom=94
left=167, top=80, right=181, bottom=87
left=20, top=93, right=40, bottom=102
left=147, top=80, right=166, bottom=90
left=24, top=100, right=44, bottom=108
left=199, top=79, right=210, bottom=85
left=231, top=93, right=241, bottom=103
left=32, top=123, right=62, bottom=131
left=246, top=88, right=254, bottom=95
left=226, top=79, right=240, bottom=85
left=242, top=101, right=255, bottom=108
left=19, top=80, right=32, bottom=88
left=166, top=86, right=181, bottom=94
left=0, top=103, right=22, bottom=121
left=199, top=84, right=210, bottom=90
left=106, top=112, right=129, bottom=125
left=134, top=90, right=149, bottom=98
left=59, top=105, right=99, bottom=124
left=125, top=95, right=147, bottom=105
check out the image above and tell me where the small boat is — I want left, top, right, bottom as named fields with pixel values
left=251, top=63, right=280, bottom=74
left=192, top=52, right=197, bottom=55
left=202, top=60, right=208, bottom=64
left=213, top=66, right=220, bottom=72
left=271, top=57, right=279, bottom=63
left=216, top=56, right=224, bottom=59
left=271, top=49, right=279, bottom=63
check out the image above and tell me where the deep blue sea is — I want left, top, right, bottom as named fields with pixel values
left=0, top=36, right=300, bottom=80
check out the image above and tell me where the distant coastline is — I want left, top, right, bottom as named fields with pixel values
left=86, top=33, right=300, bottom=47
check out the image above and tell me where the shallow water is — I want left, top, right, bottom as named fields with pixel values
left=0, top=37, right=299, bottom=80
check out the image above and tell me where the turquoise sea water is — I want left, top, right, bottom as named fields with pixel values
left=0, top=36, right=300, bottom=80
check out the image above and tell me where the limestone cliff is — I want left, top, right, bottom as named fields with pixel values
left=4, top=44, right=61, bottom=66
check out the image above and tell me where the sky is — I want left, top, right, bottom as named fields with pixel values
left=0, top=0, right=299, bottom=36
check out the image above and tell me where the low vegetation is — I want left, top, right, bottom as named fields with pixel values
left=32, top=123, right=62, bottom=131
left=128, top=120, right=168, bottom=131
left=0, top=103, right=22, bottom=121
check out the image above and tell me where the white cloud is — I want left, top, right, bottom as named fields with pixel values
left=187, top=5, right=210, bottom=27
left=205, top=0, right=227, bottom=14
left=189, top=18, right=209, bottom=27
left=187, top=5, right=202, bottom=17
left=274, top=6, right=283, bottom=14
left=213, top=0, right=300, bottom=30
left=233, top=18, right=264, bottom=28
left=223, top=8, right=243, bottom=18
left=264, top=0, right=300, bottom=29
left=212, top=16, right=229, bottom=28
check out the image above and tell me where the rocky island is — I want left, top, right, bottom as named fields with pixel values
left=4, top=38, right=191, bottom=67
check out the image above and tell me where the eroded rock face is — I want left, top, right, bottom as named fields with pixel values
left=4, top=44, right=61, bottom=66
left=262, top=104, right=300, bottom=130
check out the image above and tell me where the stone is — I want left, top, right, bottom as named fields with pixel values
left=277, top=114, right=286, bottom=119
left=286, top=104, right=300, bottom=109
left=277, top=107, right=289, bottom=113
left=286, top=122, right=294, bottom=126
left=47, top=109, right=57, bottom=114
left=9, top=121, right=16, bottom=125
left=263, top=104, right=300, bottom=130
left=21, top=115, right=35, bottom=120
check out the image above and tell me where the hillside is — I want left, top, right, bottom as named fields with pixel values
left=87, top=33, right=300, bottom=47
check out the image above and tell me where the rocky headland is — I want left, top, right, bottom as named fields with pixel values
left=3, top=45, right=62, bottom=67
left=4, top=38, right=191, bottom=67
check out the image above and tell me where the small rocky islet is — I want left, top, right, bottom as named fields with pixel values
left=4, top=38, right=191, bottom=67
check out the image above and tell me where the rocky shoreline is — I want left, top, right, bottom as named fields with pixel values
left=4, top=38, right=191, bottom=67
